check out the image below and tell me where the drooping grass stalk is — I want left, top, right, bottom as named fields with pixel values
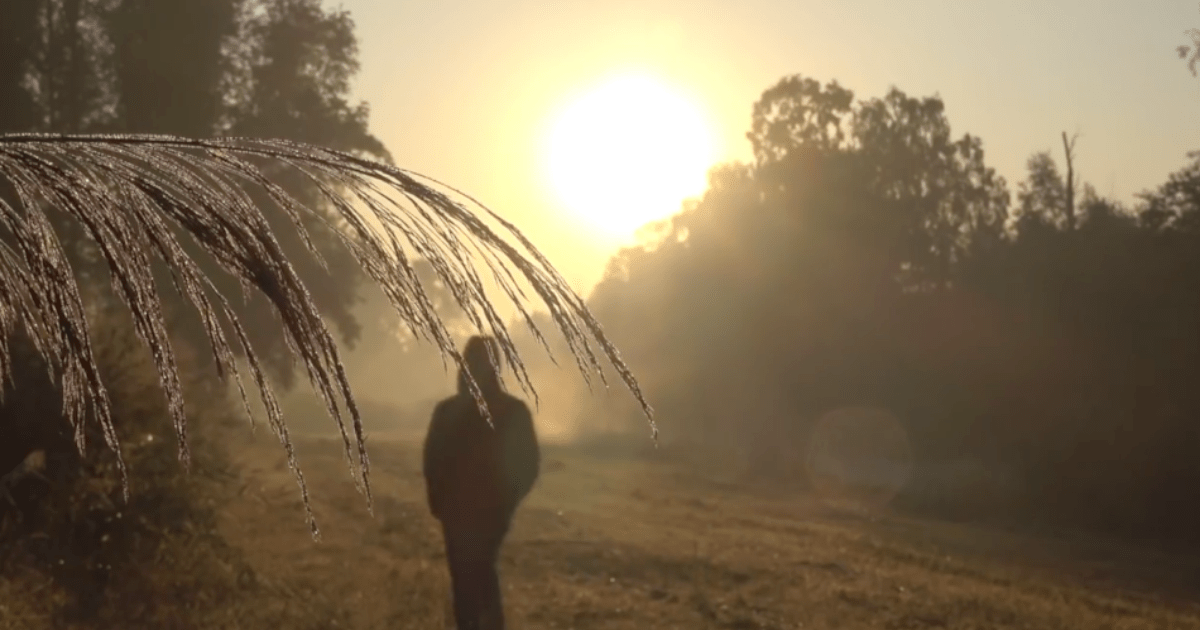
left=0, top=133, right=655, bottom=538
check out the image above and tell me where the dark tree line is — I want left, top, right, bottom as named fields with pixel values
left=584, top=74, right=1200, bottom=541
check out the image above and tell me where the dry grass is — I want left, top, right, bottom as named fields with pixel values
left=7, top=419, right=1197, bottom=629
left=182, top=427, right=1200, bottom=630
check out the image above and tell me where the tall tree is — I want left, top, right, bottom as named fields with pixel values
left=231, top=0, right=383, bottom=155
left=38, top=0, right=109, bottom=132
left=853, top=87, right=1009, bottom=288
left=1015, top=151, right=1067, bottom=232
left=0, top=1, right=112, bottom=290
left=212, top=0, right=389, bottom=387
left=747, top=75, right=854, bottom=164
left=0, top=0, right=43, bottom=132
left=104, top=0, right=240, bottom=136
left=1061, top=132, right=1078, bottom=231
left=80, top=0, right=390, bottom=387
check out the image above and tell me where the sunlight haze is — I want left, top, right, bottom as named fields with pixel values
left=340, top=0, right=1200, bottom=298
left=543, top=70, right=716, bottom=237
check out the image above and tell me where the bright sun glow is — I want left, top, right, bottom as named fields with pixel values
left=544, top=72, right=716, bottom=238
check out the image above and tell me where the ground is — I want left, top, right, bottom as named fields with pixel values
left=215, top=428, right=1200, bottom=630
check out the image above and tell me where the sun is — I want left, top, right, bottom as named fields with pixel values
left=543, top=72, right=716, bottom=238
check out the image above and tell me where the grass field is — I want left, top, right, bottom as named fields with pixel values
left=208, top=428, right=1200, bottom=630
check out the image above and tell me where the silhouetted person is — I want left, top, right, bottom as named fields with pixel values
left=423, top=336, right=540, bottom=630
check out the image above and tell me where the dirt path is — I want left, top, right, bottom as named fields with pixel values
left=217, top=431, right=1200, bottom=629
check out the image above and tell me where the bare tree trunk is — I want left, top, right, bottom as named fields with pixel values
left=1061, top=131, right=1078, bottom=231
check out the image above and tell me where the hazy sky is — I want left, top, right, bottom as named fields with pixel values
left=338, top=0, right=1200, bottom=297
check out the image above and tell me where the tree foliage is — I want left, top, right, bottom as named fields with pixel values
left=587, top=72, right=1200, bottom=539
left=1180, top=3, right=1200, bottom=76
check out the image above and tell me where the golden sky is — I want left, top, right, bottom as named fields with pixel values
left=340, top=0, right=1200, bottom=299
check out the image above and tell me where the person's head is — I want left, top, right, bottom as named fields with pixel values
left=457, top=335, right=502, bottom=395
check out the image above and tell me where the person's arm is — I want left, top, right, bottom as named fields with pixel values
left=422, top=399, right=456, bottom=520
left=504, top=400, right=540, bottom=512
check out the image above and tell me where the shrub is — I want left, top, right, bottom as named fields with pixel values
left=0, top=301, right=344, bottom=629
